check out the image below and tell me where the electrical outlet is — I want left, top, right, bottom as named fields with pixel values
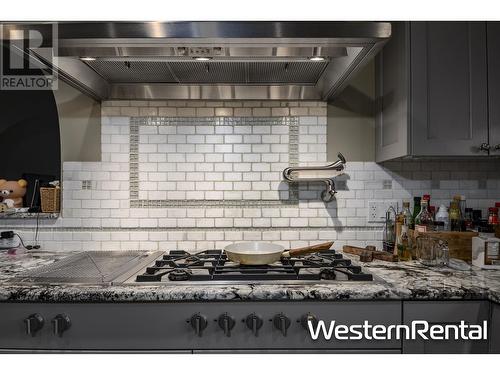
left=0, top=231, right=17, bottom=250
left=368, top=201, right=398, bottom=222
left=81, top=180, right=93, bottom=190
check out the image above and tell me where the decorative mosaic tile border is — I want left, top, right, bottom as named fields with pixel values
left=129, top=116, right=299, bottom=208
left=12, top=226, right=383, bottom=232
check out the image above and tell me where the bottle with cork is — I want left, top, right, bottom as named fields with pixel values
left=449, top=198, right=462, bottom=232
left=496, top=202, right=500, bottom=238
left=411, top=197, right=421, bottom=230
left=415, top=197, right=433, bottom=232
left=394, top=201, right=413, bottom=260
left=488, top=202, right=500, bottom=238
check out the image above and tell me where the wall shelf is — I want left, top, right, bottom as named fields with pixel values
left=0, top=212, right=59, bottom=220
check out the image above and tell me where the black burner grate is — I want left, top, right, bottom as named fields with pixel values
left=135, top=249, right=373, bottom=282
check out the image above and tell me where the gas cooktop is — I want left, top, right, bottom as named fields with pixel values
left=130, top=249, right=373, bottom=284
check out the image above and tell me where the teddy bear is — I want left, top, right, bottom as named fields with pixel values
left=0, top=179, right=28, bottom=208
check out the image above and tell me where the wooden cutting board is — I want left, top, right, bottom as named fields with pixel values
left=342, top=245, right=398, bottom=262
left=409, top=230, right=477, bottom=262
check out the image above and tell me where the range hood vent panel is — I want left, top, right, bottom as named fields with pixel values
left=168, top=61, right=247, bottom=84
left=247, top=61, right=328, bottom=84
left=85, top=60, right=178, bottom=83
left=84, top=60, right=329, bottom=85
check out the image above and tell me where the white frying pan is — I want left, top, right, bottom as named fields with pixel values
left=223, top=241, right=334, bottom=265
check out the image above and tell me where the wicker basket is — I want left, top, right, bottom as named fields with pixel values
left=40, top=187, right=60, bottom=213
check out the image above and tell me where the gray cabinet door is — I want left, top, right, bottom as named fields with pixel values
left=491, top=303, right=500, bottom=353
left=375, top=22, right=410, bottom=162
left=411, top=22, right=489, bottom=156
left=403, top=301, right=490, bottom=354
left=488, top=22, right=500, bottom=155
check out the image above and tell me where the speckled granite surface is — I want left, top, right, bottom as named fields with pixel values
left=0, top=250, right=499, bottom=303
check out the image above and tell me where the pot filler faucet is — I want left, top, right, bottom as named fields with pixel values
left=282, top=152, right=346, bottom=202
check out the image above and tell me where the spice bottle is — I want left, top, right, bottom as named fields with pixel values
left=402, top=201, right=413, bottom=229
left=397, top=217, right=412, bottom=261
left=423, top=194, right=431, bottom=205
left=435, top=204, right=450, bottom=231
left=449, top=200, right=461, bottom=231
left=496, top=203, right=500, bottom=238
left=464, top=208, right=474, bottom=230
left=488, top=207, right=499, bottom=226
left=411, top=197, right=421, bottom=230
left=415, top=199, right=433, bottom=232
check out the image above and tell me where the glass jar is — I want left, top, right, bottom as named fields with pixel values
left=416, top=236, right=449, bottom=267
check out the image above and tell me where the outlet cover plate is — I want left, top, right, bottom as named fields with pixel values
left=368, top=200, right=398, bottom=222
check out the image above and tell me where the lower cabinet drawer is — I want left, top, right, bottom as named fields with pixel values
left=491, top=303, right=500, bottom=354
left=402, top=301, right=490, bottom=354
left=0, top=301, right=402, bottom=352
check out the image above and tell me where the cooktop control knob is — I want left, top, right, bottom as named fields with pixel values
left=245, top=313, right=263, bottom=337
left=190, top=313, right=208, bottom=337
left=300, top=313, right=319, bottom=330
left=218, top=313, right=236, bottom=337
left=273, top=313, right=291, bottom=337
left=52, top=314, right=71, bottom=337
left=24, top=313, right=44, bottom=337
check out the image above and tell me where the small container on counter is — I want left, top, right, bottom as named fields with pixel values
left=472, top=226, right=500, bottom=269
left=435, top=204, right=450, bottom=230
left=433, top=221, right=445, bottom=232
left=472, top=209, right=483, bottom=228
left=464, top=208, right=474, bottom=230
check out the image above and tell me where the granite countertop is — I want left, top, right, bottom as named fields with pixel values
left=0, top=250, right=499, bottom=303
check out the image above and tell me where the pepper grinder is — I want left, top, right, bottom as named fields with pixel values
left=383, top=206, right=397, bottom=253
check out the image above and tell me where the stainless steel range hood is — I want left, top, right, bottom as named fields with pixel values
left=31, top=22, right=391, bottom=101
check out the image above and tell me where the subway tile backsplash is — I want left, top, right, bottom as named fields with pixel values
left=129, top=116, right=301, bottom=206
left=7, top=100, right=500, bottom=252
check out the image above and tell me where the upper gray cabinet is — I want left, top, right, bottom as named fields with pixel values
left=375, top=22, right=497, bottom=162
left=411, top=22, right=488, bottom=156
left=488, top=23, right=500, bottom=155
left=375, top=22, right=410, bottom=162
